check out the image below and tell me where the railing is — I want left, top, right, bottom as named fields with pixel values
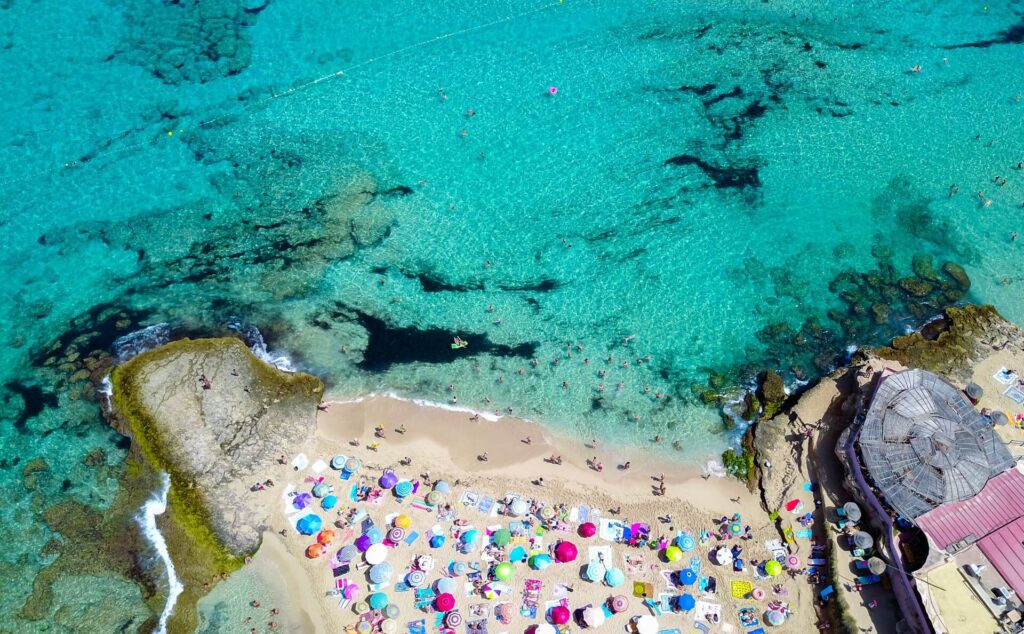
left=844, top=423, right=933, bottom=634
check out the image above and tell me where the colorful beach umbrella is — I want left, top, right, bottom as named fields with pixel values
left=509, top=546, right=527, bottom=563
left=494, top=562, right=514, bottom=580
left=387, top=527, right=406, bottom=544
left=369, top=562, right=393, bottom=584
left=433, top=480, right=452, bottom=494
left=436, top=578, right=457, bottom=595
left=451, top=561, right=468, bottom=576
left=678, top=568, right=697, bottom=586
left=555, top=541, right=578, bottom=563
left=664, top=546, right=683, bottom=562
left=435, top=593, right=455, bottom=611
left=786, top=555, right=800, bottom=569
left=339, top=544, right=358, bottom=562
left=394, top=514, right=412, bottom=529
left=368, top=592, right=389, bottom=610
left=582, top=605, right=606, bottom=627
left=355, top=534, right=373, bottom=552
left=312, top=483, right=329, bottom=498
left=579, top=522, right=597, bottom=538
left=366, top=527, right=383, bottom=544
left=296, top=514, right=322, bottom=535
left=381, top=619, right=397, bottom=634
left=444, top=611, right=463, bottom=628
left=365, top=543, right=388, bottom=565
left=330, top=455, right=346, bottom=470
left=343, top=584, right=360, bottom=600
left=305, top=543, right=323, bottom=558
left=356, top=621, right=372, bottom=634
left=461, top=529, right=480, bottom=544
left=529, top=554, right=552, bottom=570
left=766, top=609, right=786, bottom=626
left=764, top=560, right=782, bottom=577
left=429, top=534, right=446, bottom=548
left=344, top=457, right=361, bottom=473
left=292, top=493, right=313, bottom=510
left=394, top=480, right=413, bottom=497
left=509, top=499, right=529, bottom=516
left=677, top=594, right=696, bottom=611
left=426, top=490, right=443, bottom=506
left=492, top=528, right=512, bottom=547
left=539, top=506, right=555, bottom=520
left=550, top=606, right=570, bottom=625
left=676, top=534, right=696, bottom=552
left=406, top=570, right=426, bottom=587
left=610, top=595, right=629, bottom=613
left=317, top=529, right=336, bottom=545
left=379, top=471, right=398, bottom=489
left=321, top=494, right=338, bottom=510
left=604, top=567, right=625, bottom=587
left=353, top=601, right=370, bottom=615
left=729, top=522, right=743, bottom=535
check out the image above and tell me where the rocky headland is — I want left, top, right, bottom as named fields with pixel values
left=106, top=337, right=323, bottom=632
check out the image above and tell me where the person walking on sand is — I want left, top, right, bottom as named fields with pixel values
left=523, top=436, right=531, bottom=445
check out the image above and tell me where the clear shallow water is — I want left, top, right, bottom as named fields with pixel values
left=1, top=0, right=1023, bottom=629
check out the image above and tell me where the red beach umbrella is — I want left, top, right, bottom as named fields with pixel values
left=550, top=606, right=571, bottom=625
left=578, top=522, right=597, bottom=538
left=555, top=541, right=578, bottom=563
left=435, top=593, right=455, bottom=612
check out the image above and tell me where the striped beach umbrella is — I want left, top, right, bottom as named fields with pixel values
left=339, top=544, right=358, bottom=562
left=330, top=455, right=346, bottom=470
left=387, top=527, right=406, bottom=544
left=426, top=490, right=443, bottom=506
left=394, top=480, right=413, bottom=497
left=451, top=561, right=469, bottom=576
left=406, top=570, right=426, bottom=587
left=355, top=621, right=372, bottom=634
left=353, top=601, right=370, bottom=615
left=368, top=592, right=388, bottom=610
left=380, top=619, right=397, bottom=634
left=444, top=611, right=464, bottom=627
left=383, top=604, right=400, bottom=619
left=369, top=562, right=393, bottom=584
left=344, top=457, right=361, bottom=473
left=539, top=506, right=555, bottom=520
left=610, top=595, right=629, bottom=613
left=677, top=534, right=696, bottom=552
left=604, top=567, right=625, bottom=587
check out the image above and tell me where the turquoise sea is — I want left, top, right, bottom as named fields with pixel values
left=1, top=0, right=1023, bottom=629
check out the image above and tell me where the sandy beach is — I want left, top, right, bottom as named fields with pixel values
left=197, top=394, right=818, bottom=634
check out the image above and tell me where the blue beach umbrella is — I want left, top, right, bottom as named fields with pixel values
left=451, top=561, right=469, bottom=576
left=430, top=534, right=446, bottom=549
left=368, top=592, right=389, bottom=610
left=583, top=561, right=605, bottom=582
left=677, top=534, right=696, bottom=552
left=330, top=455, right=347, bottom=470
left=312, top=483, right=329, bottom=498
left=296, top=514, right=322, bottom=535
left=604, top=567, right=625, bottom=587
left=321, top=495, right=338, bottom=510
left=678, top=568, right=697, bottom=586
left=529, top=554, right=552, bottom=570
left=436, top=577, right=457, bottom=595
left=366, top=527, right=383, bottom=544
left=369, top=563, right=393, bottom=584
left=509, top=546, right=527, bottom=563
left=461, top=530, right=480, bottom=544
left=394, top=480, right=413, bottom=498
left=339, top=544, right=358, bottom=562
left=433, top=481, right=452, bottom=495
left=677, top=594, right=696, bottom=611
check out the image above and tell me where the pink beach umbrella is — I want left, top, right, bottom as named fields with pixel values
left=578, top=522, right=597, bottom=538
left=786, top=555, right=800, bottom=569
left=555, top=541, right=578, bottom=563
left=435, top=593, right=455, bottom=612
left=550, top=606, right=571, bottom=625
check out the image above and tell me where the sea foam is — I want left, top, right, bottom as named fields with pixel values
left=137, top=473, right=184, bottom=634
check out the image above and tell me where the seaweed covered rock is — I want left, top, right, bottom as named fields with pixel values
left=941, top=261, right=971, bottom=289
left=757, top=370, right=787, bottom=420
left=897, top=276, right=933, bottom=297
left=110, top=338, right=323, bottom=557
left=871, top=305, right=1024, bottom=381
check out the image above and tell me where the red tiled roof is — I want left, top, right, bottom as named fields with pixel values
left=978, top=516, right=1024, bottom=599
left=916, top=467, right=1024, bottom=551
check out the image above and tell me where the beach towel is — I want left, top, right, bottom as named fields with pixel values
left=996, top=368, right=1018, bottom=385
left=694, top=624, right=709, bottom=634
left=404, top=531, right=420, bottom=545
left=407, top=619, right=426, bottom=634
left=460, top=491, right=479, bottom=508
left=1004, top=385, right=1024, bottom=404
left=599, top=519, right=624, bottom=542
left=657, top=593, right=673, bottom=613
left=588, top=545, right=612, bottom=567
left=796, top=529, right=812, bottom=540
left=695, top=601, right=721, bottom=624
left=730, top=581, right=753, bottom=599
left=660, top=570, right=677, bottom=589
left=311, top=459, right=327, bottom=474
left=690, top=556, right=701, bottom=575
left=291, top=453, right=309, bottom=471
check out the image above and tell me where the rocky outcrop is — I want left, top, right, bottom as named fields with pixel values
left=869, top=304, right=1024, bottom=382
left=757, top=370, right=787, bottom=420
left=109, top=337, right=323, bottom=556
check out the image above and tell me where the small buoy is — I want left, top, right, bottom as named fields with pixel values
left=548, top=86, right=558, bottom=95
left=167, top=131, right=173, bottom=137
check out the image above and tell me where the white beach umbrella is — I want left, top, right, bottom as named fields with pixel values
left=534, top=624, right=558, bottom=634
left=510, top=499, right=529, bottom=516
left=365, top=543, right=388, bottom=565
left=636, top=615, right=659, bottom=634
left=714, top=547, right=733, bottom=566
left=582, top=606, right=606, bottom=627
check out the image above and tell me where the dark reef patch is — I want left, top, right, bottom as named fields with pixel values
left=4, top=381, right=59, bottom=432
left=943, top=18, right=1024, bottom=49
left=664, top=154, right=761, bottom=190
left=340, top=306, right=538, bottom=370
left=498, top=279, right=561, bottom=292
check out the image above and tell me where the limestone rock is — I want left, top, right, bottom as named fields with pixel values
left=941, top=261, right=971, bottom=289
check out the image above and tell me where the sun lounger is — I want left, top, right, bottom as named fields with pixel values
left=1004, top=385, right=1024, bottom=404
left=995, top=368, right=1018, bottom=385
left=477, top=496, right=495, bottom=514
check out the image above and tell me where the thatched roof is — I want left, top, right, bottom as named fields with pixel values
left=858, top=369, right=1013, bottom=519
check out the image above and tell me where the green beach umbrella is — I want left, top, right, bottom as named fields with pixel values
left=494, top=562, right=514, bottom=580
left=765, top=560, right=782, bottom=577
left=368, top=592, right=389, bottom=610
left=664, top=546, right=683, bottom=562
left=492, top=528, right=512, bottom=547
